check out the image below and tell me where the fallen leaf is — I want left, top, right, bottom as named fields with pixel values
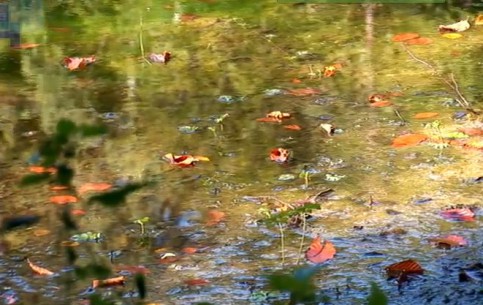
left=287, top=88, right=321, bottom=96
left=413, top=112, right=439, bottom=119
left=159, top=256, right=179, bottom=264
left=368, top=94, right=388, bottom=103
left=206, top=210, right=226, bottom=226
left=429, top=234, right=468, bottom=248
left=284, top=124, right=302, bottom=131
left=439, top=19, right=471, bottom=33
left=113, top=265, right=150, bottom=275
left=148, top=51, right=171, bottom=64
left=405, top=37, right=432, bottom=45
left=391, top=133, right=428, bottom=148
left=458, top=128, right=483, bottom=136
left=71, top=209, right=87, bottom=216
left=392, top=33, right=420, bottom=42
left=475, top=14, right=483, bottom=26
left=180, top=13, right=198, bottom=22
left=49, top=195, right=78, bottom=205
left=267, top=111, right=291, bottom=120
left=319, top=123, right=335, bottom=136
left=92, top=276, right=125, bottom=288
left=184, top=278, right=210, bottom=286
left=27, top=258, right=54, bottom=276
left=33, top=229, right=51, bottom=237
left=270, top=148, right=290, bottom=163
left=50, top=185, right=69, bottom=191
left=60, top=241, right=80, bottom=247
left=305, top=236, right=336, bottom=264
left=163, top=153, right=209, bottom=167
left=441, top=207, right=475, bottom=221
left=370, top=100, right=392, bottom=107
left=291, top=78, right=302, bottom=84
left=323, top=65, right=339, bottom=78
left=29, top=166, right=57, bottom=174
left=11, top=43, right=41, bottom=50
left=62, top=56, right=96, bottom=71
left=182, top=247, right=198, bottom=254
left=78, top=183, right=112, bottom=194
left=385, top=259, right=424, bottom=279
left=442, top=33, right=463, bottom=39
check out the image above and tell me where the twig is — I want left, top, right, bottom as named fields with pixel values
left=402, top=44, right=475, bottom=112
left=295, top=214, right=307, bottom=266
left=139, top=15, right=151, bottom=65
left=393, top=108, right=407, bottom=124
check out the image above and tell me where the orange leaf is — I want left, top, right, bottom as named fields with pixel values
left=385, top=259, right=424, bottom=279
left=50, top=195, right=78, bottom=205
left=266, top=111, right=291, bottom=120
left=405, top=37, right=432, bottom=45
left=206, top=210, right=226, bottom=226
left=291, top=78, right=302, bottom=84
left=392, top=33, right=420, bottom=42
left=270, top=148, right=290, bottom=163
left=11, top=43, right=41, bottom=50
left=391, top=133, right=428, bottom=148
left=256, top=117, right=281, bottom=122
left=33, top=229, right=51, bottom=237
left=71, top=209, right=87, bottom=216
left=29, top=166, right=57, bottom=174
left=305, top=236, right=336, bottom=264
left=92, top=276, right=125, bottom=288
left=27, top=258, right=54, bottom=276
left=50, top=185, right=69, bottom=191
left=370, top=100, right=392, bottom=107
left=441, top=208, right=475, bottom=222
left=429, top=235, right=468, bottom=248
left=184, top=278, right=210, bottom=286
left=323, top=66, right=337, bottom=78
left=475, top=14, right=483, bottom=26
left=284, top=124, right=302, bottom=131
left=78, top=183, right=112, bottom=194
left=368, top=94, right=387, bottom=103
left=62, top=56, right=96, bottom=71
left=182, top=247, right=198, bottom=254
left=413, top=112, right=439, bottom=119
left=458, top=128, right=483, bottom=136
left=113, top=265, right=150, bottom=275
left=287, top=88, right=321, bottom=96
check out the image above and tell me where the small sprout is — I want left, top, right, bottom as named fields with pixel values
left=134, top=217, right=150, bottom=235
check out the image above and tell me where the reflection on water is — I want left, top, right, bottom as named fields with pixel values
left=0, top=1, right=482, bottom=304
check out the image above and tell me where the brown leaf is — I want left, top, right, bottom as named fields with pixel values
left=413, top=112, right=439, bottom=119
left=392, top=33, right=420, bottom=42
left=33, top=229, right=51, bottom=237
left=439, top=19, right=471, bottom=33
left=27, top=258, right=54, bottom=276
left=391, top=133, right=428, bottom=148
left=385, top=259, right=424, bottom=279
left=92, top=276, right=125, bottom=288
left=305, top=236, right=336, bottom=264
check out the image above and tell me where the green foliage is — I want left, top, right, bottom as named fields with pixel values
left=268, top=265, right=322, bottom=304
left=88, top=183, right=146, bottom=207
left=367, top=282, right=389, bottom=305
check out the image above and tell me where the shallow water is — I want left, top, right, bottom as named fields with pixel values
left=0, top=1, right=482, bottom=305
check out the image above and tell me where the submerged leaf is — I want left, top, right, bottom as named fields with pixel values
left=391, top=133, right=428, bottom=148
left=405, top=37, right=432, bottom=45
left=206, top=210, right=226, bottom=226
left=284, top=124, right=302, bottom=131
left=62, top=56, right=96, bottom=71
left=92, top=276, right=125, bottom=289
left=148, top=51, right=171, bottom=64
left=79, top=183, right=112, bottom=195
left=429, top=235, right=468, bottom=248
left=50, top=195, right=78, bottom=205
left=367, top=282, right=389, bottom=305
left=305, top=236, right=336, bottom=264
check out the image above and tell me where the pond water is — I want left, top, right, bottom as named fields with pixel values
left=0, top=1, right=482, bottom=304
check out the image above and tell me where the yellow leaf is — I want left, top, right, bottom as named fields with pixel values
left=442, top=33, right=462, bottom=39
left=475, top=14, right=483, bottom=26
left=194, top=156, right=210, bottom=162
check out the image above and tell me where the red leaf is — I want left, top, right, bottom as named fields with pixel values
left=270, top=148, right=290, bottom=163
left=184, top=278, right=210, bottom=286
left=392, top=33, right=420, bottom=42
left=441, top=208, right=475, bottom=222
left=49, top=195, right=78, bottom=205
left=163, top=153, right=209, bottom=167
left=429, top=235, right=468, bottom=248
left=92, top=276, right=125, bottom=288
left=385, top=259, right=424, bottom=279
left=305, top=236, right=336, bottom=264
left=391, top=133, right=428, bottom=148
left=287, top=88, right=321, bottom=96
left=27, top=258, right=54, bottom=276
left=405, top=37, right=432, bottom=45
left=413, top=112, right=439, bottom=119
left=182, top=247, right=198, bottom=254
left=71, top=209, right=86, bottom=216
left=284, top=124, right=302, bottom=131
left=63, top=56, right=96, bottom=71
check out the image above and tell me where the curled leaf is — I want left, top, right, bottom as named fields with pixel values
left=305, top=236, right=336, bottom=264
left=385, top=259, right=423, bottom=280
left=163, top=153, right=209, bottom=167
left=27, top=258, right=54, bottom=276
left=270, top=148, right=290, bottom=163
left=439, top=19, right=470, bottom=33
left=391, top=133, right=428, bottom=148
left=413, top=112, right=439, bottom=119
